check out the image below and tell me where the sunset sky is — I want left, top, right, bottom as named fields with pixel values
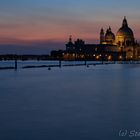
left=0, top=0, right=140, bottom=54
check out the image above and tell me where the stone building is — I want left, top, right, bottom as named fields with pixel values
left=100, top=17, right=140, bottom=60
left=52, top=17, right=140, bottom=61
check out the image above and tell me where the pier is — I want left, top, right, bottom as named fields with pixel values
left=1, top=60, right=140, bottom=70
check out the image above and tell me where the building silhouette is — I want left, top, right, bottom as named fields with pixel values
left=51, top=17, right=140, bottom=61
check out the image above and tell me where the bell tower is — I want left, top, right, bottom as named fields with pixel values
left=100, top=28, right=105, bottom=44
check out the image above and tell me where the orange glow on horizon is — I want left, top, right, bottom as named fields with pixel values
left=0, top=19, right=140, bottom=45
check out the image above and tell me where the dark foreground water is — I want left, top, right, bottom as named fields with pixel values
left=0, top=63, right=140, bottom=140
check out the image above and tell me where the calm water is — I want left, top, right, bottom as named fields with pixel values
left=0, top=62, right=140, bottom=140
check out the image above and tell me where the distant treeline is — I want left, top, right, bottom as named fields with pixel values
left=0, top=54, right=52, bottom=61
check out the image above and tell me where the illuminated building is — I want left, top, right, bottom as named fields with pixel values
left=51, top=17, right=140, bottom=61
left=100, top=17, right=140, bottom=60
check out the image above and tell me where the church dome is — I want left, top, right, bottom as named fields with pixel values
left=117, top=26, right=134, bottom=38
left=105, top=27, right=115, bottom=44
left=105, top=31, right=115, bottom=40
left=116, top=17, right=134, bottom=45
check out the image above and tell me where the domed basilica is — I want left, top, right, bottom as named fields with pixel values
left=100, top=17, right=135, bottom=46
left=53, top=17, right=140, bottom=61
left=100, top=17, right=140, bottom=60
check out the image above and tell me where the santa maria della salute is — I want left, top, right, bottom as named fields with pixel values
left=51, top=17, right=140, bottom=61
left=100, top=17, right=135, bottom=46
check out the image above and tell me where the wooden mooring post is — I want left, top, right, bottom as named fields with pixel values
left=14, top=55, right=17, bottom=70
left=59, top=60, right=62, bottom=67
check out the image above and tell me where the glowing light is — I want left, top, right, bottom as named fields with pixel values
left=119, top=56, right=122, bottom=59
left=108, top=55, right=112, bottom=60
left=96, top=55, right=100, bottom=60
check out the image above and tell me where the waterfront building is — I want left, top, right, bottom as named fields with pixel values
left=51, top=17, right=140, bottom=61
left=100, top=17, right=140, bottom=60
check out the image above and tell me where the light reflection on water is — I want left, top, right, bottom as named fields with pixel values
left=0, top=63, right=140, bottom=140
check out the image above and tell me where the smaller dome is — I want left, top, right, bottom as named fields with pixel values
left=105, top=27, right=115, bottom=42
left=105, top=31, right=115, bottom=40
